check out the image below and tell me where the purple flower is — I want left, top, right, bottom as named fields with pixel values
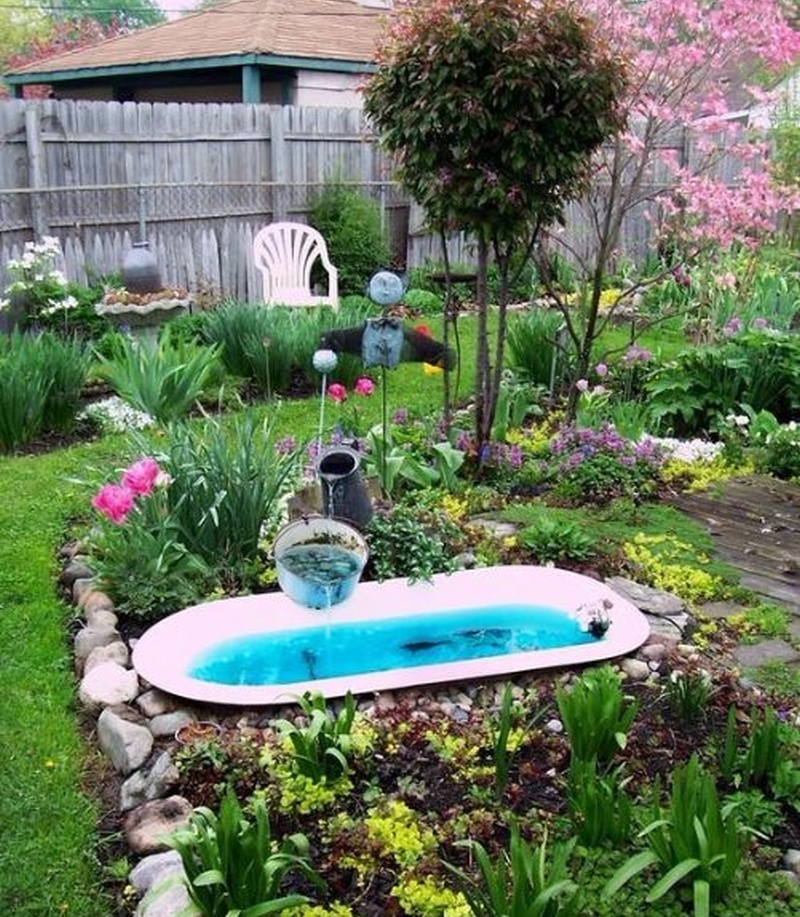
left=275, top=436, right=297, bottom=456
left=392, top=408, right=409, bottom=425
left=723, top=317, right=743, bottom=337
left=751, top=317, right=768, bottom=330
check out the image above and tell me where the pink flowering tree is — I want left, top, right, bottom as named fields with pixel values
left=539, top=0, right=800, bottom=411
left=363, top=0, right=629, bottom=459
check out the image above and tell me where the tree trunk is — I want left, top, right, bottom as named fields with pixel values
left=473, top=236, right=490, bottom=458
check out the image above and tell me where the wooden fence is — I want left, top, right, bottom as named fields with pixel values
left=0, top=98, right=757, bottom=301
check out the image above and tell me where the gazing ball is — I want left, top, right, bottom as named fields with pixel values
left=312, top=348, right=338, bottom=373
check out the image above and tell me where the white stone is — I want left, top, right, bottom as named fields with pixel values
left=783, top=849, right=800, bottom=875
left=149, top=711, right=195, bottom=739
left=620, top=658, right=650, bottom=680
left=74, top=625, right=121, bottom=665
left=84, top=608, right=118, bottom=630
left=640, top=643, right=668, bottom=662
left=97, top=707, right=154, bottom=774
left=84, top=641, right=130, bottom=674
left=135, top=878, right=199, bottom=917
left=136, top=689, right=182, bottom=719
left=79, top=662, right=140, bottom=712
left=129, top=850, right=183, bottom=895
left=124, top=796, right=194, bottom=855
left=545, top=718, right=564, bottom=735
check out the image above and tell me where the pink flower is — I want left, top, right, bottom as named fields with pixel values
left=121, top=457, right=161, bottom=496
left=327, top=383, right=347, bottom=403
left=752, top=317, right=768, bottom=329
left=354, top=377, right=375, bottom=396
left=576, top=378, right=590, bottom=393
left=594, top=363, right=608, bottom=378
left=92, top=484, right=135, bottom=525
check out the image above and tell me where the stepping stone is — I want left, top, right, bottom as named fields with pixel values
left=734, top=639, right=800, bottom=669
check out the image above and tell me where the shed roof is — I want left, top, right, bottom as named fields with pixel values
left=6, top=0, right=384, bottom=79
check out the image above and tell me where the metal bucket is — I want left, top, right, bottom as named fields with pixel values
left=273, top=515, right=368, bottom=609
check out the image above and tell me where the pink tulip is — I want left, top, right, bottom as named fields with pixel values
left=327, top=383, right=348, bottom=403
left=92, top=484, right=135, bottom=525
left=354, top=377, right=375, bottom=396
left=121, top=457, right=161, bottom=496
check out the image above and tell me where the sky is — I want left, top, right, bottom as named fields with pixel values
left=158, top=0, right=202, bottom=20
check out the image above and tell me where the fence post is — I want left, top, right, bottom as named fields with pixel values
left=24, top=103, right=50, bottom=238
left=269, top=106, right=287, bottom=220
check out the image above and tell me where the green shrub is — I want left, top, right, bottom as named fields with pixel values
left=0, top=330, right=91, bottom=451
left=95, top=326, right=222, bottom=423
left=402, top=288, right=444, bottom=314
left=644, top=331, right=800, bottom=436
left=365, top=500, right=460, bottom=583
left=556, top=664, right=638, bottom=764
left=506, top=307, right=572, bottom=388
left=603, top=755, right=746, bottom=917
left=756, top=421, right=800, bottom=480
left=166, top=790, right=321, bottom=917
left=567, top=758, right=633, bottom=847
left=203, top=301, right=315, bottom=396
left=309, top=183, right=391, bottom=296
left=517, top=508, right=597, bottom=565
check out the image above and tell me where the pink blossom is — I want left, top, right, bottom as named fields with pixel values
left=751, top=317, right=768, bottom=329
left=354, top=377, right=375, bottom=396
left=576, top=378, right=590, bottom=392
left=327, top=383, right=347, bottom=403
left=595, top=363, right=608, bottom=378
left=92, top=484, right=135, bottom=525
left=723, top=317, right=743, bottom=336
left=121, top=457, right=161, bottom=497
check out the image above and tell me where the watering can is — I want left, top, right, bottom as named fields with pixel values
left=316, top=445, right=373, bottom=529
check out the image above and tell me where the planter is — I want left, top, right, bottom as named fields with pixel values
left=174, top=720, right=223, bottom=745
left=273, top=515, right=368, bottom=609
left=95, top=296, right=190, bottom=344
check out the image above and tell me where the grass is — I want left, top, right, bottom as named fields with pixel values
left=0, top=438, right=126, bottom=915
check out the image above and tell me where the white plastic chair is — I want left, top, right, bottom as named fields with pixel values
left=252, top=221, right=339, bottom=309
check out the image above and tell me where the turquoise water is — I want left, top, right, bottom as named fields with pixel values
left=188, top=604, right=596, bottom=686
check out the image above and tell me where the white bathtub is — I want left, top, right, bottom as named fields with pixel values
left=132, top=565, right=650, bottom=706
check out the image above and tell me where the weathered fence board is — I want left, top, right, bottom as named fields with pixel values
left=0, top=98, right=765, bottom=301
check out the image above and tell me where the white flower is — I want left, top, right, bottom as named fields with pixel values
left=0, top=298, right=9, bottom=312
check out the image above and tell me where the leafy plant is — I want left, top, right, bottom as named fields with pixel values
left=0, top=330, right=91, bottom=450
left=402, top=288, right=444, bottom=314
left=603, top=755, right=746, bottom=917
left=273, top=692, right=359, bottom=783
left=556, top=665, right=638, bottom=764
left=148, top=411, right=301, bottom=586
left=445, top=822, right=581, bottom=917
left=506, top=307, right=573, bottom=389
left=365, top=500, right=460, bottom=583
left=566, top=757, right=633, bottom=847
left=309, top=181, right=391, bottom=296
left=517, top=509, right=597, bottom=565
left=665, top=668, right=713, bottom=721
left=720, top=705, right=798, bottom=797
left=203, top=301, right=316, bottom=396
left=165, top=790, right=322, bottom=917
left=95, top=325, right=222, bottom=423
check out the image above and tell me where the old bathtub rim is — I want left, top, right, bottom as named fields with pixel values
left=131, top=565, right=650, bottom=706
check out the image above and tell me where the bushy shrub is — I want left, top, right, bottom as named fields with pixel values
left=309, top=183, right=391, bottom=296
left=644, top=330, right=800, bottom=436
left=545, top=423, right=663, bottom=506
left=0, top=330, right=92, bottom=451
left=402, top=288, right=443, bottom=315
left=506, top=307, right=572, bottom=387
left=95, top=326, right=222, bottom=423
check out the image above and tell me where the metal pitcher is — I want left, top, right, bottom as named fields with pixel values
left=316, top=445, right=373, bottom=529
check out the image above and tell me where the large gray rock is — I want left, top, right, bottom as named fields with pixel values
left=135, top=879, right=198, bottom=917
left=136, top=688, right=182, bottom=719
left=97, top=706, right=154, bottom=774
left=607, top=577, right=685, bottom=616
left=149, top=710, right=195, bottom=739
left=78, top=661, right=140, bottom=712
left=120, top=751, right=180, bottom=811
left=124, top=796, right=194, bottom=855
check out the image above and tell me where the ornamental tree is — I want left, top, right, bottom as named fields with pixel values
left=363, top=0, right=628, bottom=457
left=540, top=0, right=800, bottom=411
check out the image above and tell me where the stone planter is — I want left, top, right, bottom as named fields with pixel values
left=95, top=297, right=190, bottom=345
